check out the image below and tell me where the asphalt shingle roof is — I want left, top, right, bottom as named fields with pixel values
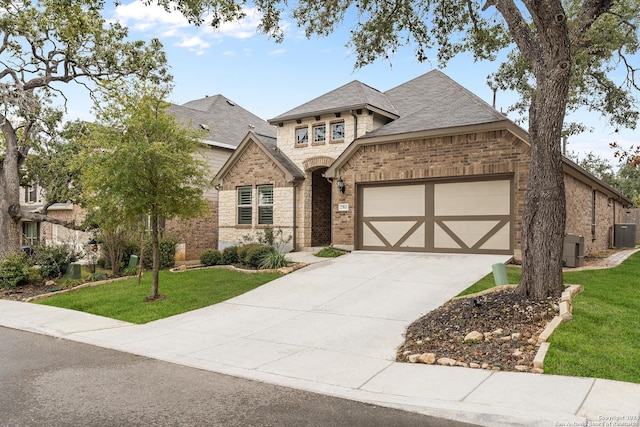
left=269, top=81, right=398, bottom=123
left=168, top=95, right=275, bottom=148
left=362, top=70, right=508, bottom=138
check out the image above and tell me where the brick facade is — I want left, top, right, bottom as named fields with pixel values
left=564, top=173, right=627, bottom=254
left=328, top=130, right=628, bottom=256
left=164, top=200, right=218, bottom=260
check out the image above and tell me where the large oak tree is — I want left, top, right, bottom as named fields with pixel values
left=0, top=0, right=168, bottom=258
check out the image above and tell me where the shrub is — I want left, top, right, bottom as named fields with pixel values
left=141, top=236, right=177, bottom=270
left=33, top=244, right=81, bottom=279
left=315, top=247, right=347, bottom=258
left=0, top=252, right=33, bottom=289
left=259, top=251, right=289, bottom=269
left=222, top=246, right=239, bottom=265
left=200, top=249, right=222, bottom=266
left=120, top=266, right=138, bottom=276
left=87, top=272, right=109, bottom=281
left=238, top=244, right=275, bottom=268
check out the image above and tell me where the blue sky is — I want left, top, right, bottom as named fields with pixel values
left=61, top=1, right=639, bottom=165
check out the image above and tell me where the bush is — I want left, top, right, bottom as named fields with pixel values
left=222, top=246, right=239, bottom=265
left=120, top=266, right=138, bottom=276
left=141, top=236, right=177, bottom=270
left=200, top=249, right=222, bottom=266
left=238, top=244, right=275, bottom=268
left=315, top=247, right=347, bottom=258
left=259, top=251, right=289, bottom=269
left=33, top=244, right=81, bottom=279
left=0, top=252, right=33, bottom=289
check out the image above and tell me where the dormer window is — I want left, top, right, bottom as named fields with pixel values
left=331, top=121, right=345, bottom=142
left=313, top=124, right=326, bottom=144
left=296, top=126, right=308, bottom=146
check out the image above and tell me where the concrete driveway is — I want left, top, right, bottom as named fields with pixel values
left=65, top=251, right=510, bottom=388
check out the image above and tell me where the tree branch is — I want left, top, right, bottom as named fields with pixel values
left=8, top=205, right=86, bottom=231
left=492, top=0, right=541, bottom=67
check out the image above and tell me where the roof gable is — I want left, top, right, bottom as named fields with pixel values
left=269, top=80, right=398, bottom=123
left=214, top=132, right=304, bottom=185
left=168, top=95, right=275, bottom=148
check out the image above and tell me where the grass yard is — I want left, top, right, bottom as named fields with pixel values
left=460, top=253, right=640, bottom=383
left=33, top=268, right=281, bottom=324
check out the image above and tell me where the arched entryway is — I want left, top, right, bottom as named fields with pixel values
left=311, top=168, right=332, bottom=247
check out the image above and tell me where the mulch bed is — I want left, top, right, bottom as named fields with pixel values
left=1, top=282, right=67, bottom=301
left=396, top=288, right=559, bottom=372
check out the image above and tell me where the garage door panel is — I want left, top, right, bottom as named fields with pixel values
left=363, top=221, right=425, bottom=248
left=362, top=185, right=425, bottom=217
left=434, top=181, right=510, bottom=216
left=359, top=179, right=513, bottom=254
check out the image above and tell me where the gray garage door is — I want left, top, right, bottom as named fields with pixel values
left=357, top=178, right=513, bottom=254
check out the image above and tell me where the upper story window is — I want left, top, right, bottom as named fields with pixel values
left=296, top=127, right=309, bottom=145
left=237, top=186, right=252, bottom=225
left=258, top=185, right=274, bottom=225
left=313, top=124, right=326, bottom=144
left=331, top=121, right=345, bottom=141
left=25, top=183, right=38, bottom=203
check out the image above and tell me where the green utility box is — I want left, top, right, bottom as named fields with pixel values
left=492, top=263, right=508, bottom=286
left=128, top=255, right=139, bottom=268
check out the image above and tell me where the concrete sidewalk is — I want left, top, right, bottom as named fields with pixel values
left=1, top=251, right=639, bottom=427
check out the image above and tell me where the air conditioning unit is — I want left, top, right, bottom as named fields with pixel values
left=614, top=224, right=637, bottom=248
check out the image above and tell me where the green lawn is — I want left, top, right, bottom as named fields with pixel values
left=33, top=268, right=281, bottom=324
left=460, top=253, right=640, bottom=383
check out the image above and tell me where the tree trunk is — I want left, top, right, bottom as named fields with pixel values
left=146, top=212, right=161, bottom=301
left=0, top=126, right=24, bottom=259
left=517, top=69, right=571, bottom=300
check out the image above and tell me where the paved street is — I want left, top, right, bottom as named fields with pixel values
left=0, top=327, right=479, bottom=427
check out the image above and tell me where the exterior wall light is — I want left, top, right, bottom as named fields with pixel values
left=337, top=177, right=345, bottom=194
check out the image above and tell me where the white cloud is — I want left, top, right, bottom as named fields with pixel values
left=268, top=48, right=286, bottom=56
left=223, top=51, right=236, bottom=56
left=113, top=1, right=270, bottom=53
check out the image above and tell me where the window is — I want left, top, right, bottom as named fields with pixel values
left=237, top=186, right=252, bottom=225
left=258, top=185, right=274, bottom=225
left=26, top=184, right=38, bottom=203
left=296, top=127, right=309, bottom=145
left=313, top=124, right=326, bottom=143
left=331, top=122, right=345, bottom=141
left=22, top=222, right=39, bottom=245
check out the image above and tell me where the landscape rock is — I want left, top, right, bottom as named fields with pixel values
left=437, top=357, right=457, bottom=366
left=417, top=353, right=436, bottom=364
left=464, top=331, right=484, bottom=343
left=408, top=354, right=421, bottom=363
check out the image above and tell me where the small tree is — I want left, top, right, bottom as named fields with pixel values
left=82, top=84, right=210, bottom=301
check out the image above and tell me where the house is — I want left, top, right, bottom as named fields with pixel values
left=163, top=95, right=276, bottom=260
left=18, top=183, right=46, bottom=249
left=214, top=70, right=633, bottom=259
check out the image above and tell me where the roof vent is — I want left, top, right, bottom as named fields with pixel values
left=199, top=123, right=210, bottom=131
left=226, top=100, right=235, bottom=106
left=248, top=124, right=255, bottom=129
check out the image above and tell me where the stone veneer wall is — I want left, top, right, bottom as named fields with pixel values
left=564, top=173, right=627, bottom=254
left=275, top=110, right=373, bottom=171
left=218, top=140, right=296, bottom=250
left=331, top=130, right=532, bottom=251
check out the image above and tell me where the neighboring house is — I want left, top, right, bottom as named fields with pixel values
left=164, top=95, right=276, bottom=260
left=39, top=95, right=273, bottom=261
left=215, top=70, right=633, bottom=259
left=18, top=183, right=45, bottom=248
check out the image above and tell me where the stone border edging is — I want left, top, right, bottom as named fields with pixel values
left=452, top=283, right=584, bottom=373
left=170, top=262, right=308, bottom=275
left=24, top=276, right=132, bottom=302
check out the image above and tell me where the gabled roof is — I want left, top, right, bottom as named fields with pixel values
left=214, top=132, right=304, bottom=185
left=362, top=70, right=510, bottom=139
left=269, top=81, right=399, bottom=123
left=168, top=95, right=275, bottom=149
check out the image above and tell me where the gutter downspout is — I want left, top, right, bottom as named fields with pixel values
left=292, top=180, right=302, bottom=251
left=350, top=110, right=358, bottom=141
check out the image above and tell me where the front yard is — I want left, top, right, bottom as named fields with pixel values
left=33, top=268, right=281, bottom=324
